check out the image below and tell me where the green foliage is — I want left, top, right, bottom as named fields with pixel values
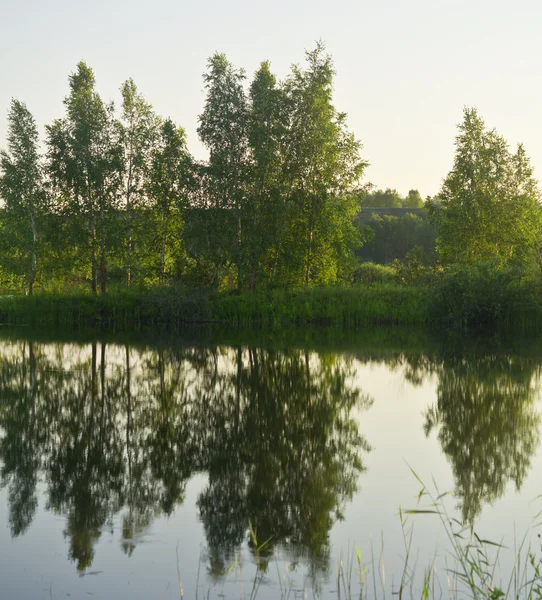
left=429, top=262, right=542, bottom=327
left=209, top=286, right=429, bottom=327
left=393, top=246, right=431, bottom=285
left=244, top=60, right=288, bottom=288
left=0, top=285, right=430, bottom=328
left=197, top=52, right=249, bottom=286
left=361, top=188, right=403, bottom=208
left=119, top=78, right=160, bottom=286
left=361, top=187, right=424, bottom=208
left=0, top=48, right=369, bottom=295
left=352, top=262, right=397, bottom=285
left=430, top=107, right=542, bottom=267
left=356, top=213, right=436, bottom=264
left=280, top=43, right=367, bottom=287
left=146, top=118, right=192, bottom=283
left=5, top=55, right=542, bottom=322
left=0, top=99, right=45, bottom=294
left=403, top=189, right=424, bottom=208
left=46, top=61, right=124, bottom=294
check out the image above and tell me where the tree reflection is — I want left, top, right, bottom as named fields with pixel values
left=0, top=332, right=540, bottom=576
left=0, top=338, right=371, bottom=576
left=0, top=342, right=42, bottom=536
left=46, top=343, right=125, bottom=571
left=422, top=351, right=541, bottom=522
left=196, top=348, right=372, bottom=574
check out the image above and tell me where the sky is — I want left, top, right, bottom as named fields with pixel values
left=1, top=0, right=542, bottom=198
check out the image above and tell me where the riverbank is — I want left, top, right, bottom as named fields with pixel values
left=0, top=285, right=429, bottom=329
left=1, top=265, right=542, bottom=330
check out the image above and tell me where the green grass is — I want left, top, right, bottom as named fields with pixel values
left=0, top=284, right=430, bottom=329
left=210, top=285, right=430, bottom=327
left=3, top=262, right=542, bottom=330
left=331, top=472, right=542, bottom=600
left=193, top=472, right=542, bottom=600
left=0, top=287, right=210, bottom=328
left=396, top=470, right=542, bottom=600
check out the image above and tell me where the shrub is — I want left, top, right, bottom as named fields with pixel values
left=429, top=262, right=542, bottom=327
left=353, top=262, right=398, bottom=285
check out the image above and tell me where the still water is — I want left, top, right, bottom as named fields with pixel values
left=0, top=327, right=541, bottom=599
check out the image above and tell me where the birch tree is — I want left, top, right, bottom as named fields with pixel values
left=120, top=79, right=159, bottom=285
left=430, top=107, right=542, bottom=266
left=46, top=61, right=123, bottom=293
left=146, top=118, right=192, bottom=283
left=281, top=43, right=367, bottom=286
left=246, top=61, right=288, bottom=286
left=0, top=100, right=45, bottom=294
left=197, top=53, right=249, bottom=287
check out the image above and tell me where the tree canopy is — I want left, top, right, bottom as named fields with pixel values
left=0, top=46, right=368, bottom=293
left=429, top=107, right=542, bottom=266
left=361, top=188, right=424, bottom=209
left=2, top=60, right=542, bottom=293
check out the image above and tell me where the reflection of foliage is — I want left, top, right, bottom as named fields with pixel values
left=423, top=353, right=540, bottom=522
left=196, top=348, right=372, bottom=572
left=0, top=331, right=539, bottom=578
left=0, top=342, right=42, bottom=536
left=0, top=339, right=371, bottom=577
left=46, top=344, right=125, bottom=571
left=354, top=331, right=542, bottom=525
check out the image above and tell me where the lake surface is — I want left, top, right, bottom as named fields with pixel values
left=0, top=327, right=541, bottom=599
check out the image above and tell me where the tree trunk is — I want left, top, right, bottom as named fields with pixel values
left=237, top=214, right=242, bottom=289
left=271, top=242, right=281, bottom=282
left=160, top=212, right=168, bottom=284
left=126, top=156, right=134, bottom=288
left=235, top=347, right=242, bottom=434
left=159, top=350, right=166, bottom=418
left=127, top=222, right=133, bottom=287
left=305, top=350, right=312, bottom=406
left=305, top=225, right=313, bottom=287
left=89, top=342, right=97, bottom=458
left=125, top=345, right=133, bottom=524
left=29, top=341, right=36, bottom=420
left=91, top=216, right=97, bottom=294
left=100, top=343, right=106, bottom=448
left=28, top=209, right=37, bottom=296
left=99, top=205, right=107, bottom=294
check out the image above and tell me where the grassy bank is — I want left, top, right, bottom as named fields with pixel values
left=2, top=263, right=542, bottom=330
left=211, top=285, right=429, bottom=327
left=0, top=285, right=429, bottom=329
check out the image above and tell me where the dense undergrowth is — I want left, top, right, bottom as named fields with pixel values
left=0, top=284, right=428, bottom=328
left=1, top=262, right=542, bottom=330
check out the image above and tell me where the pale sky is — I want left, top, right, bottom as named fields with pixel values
left=1, top=0, right=541, bottom=198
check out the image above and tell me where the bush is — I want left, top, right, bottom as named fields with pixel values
left=429, top=262, right=542, bottom=327
left=353, top=262, right=398, bottom=285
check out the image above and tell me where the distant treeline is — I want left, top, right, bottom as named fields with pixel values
left=1, top=44, right=541, bottom=296
left=361, top=188, right=424, bottom=209
left=357, top=211, right=436, bottom=265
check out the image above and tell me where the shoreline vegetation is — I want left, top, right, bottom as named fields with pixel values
left=202, top=472, right=542, bottom=600
left=3, top=49, right=542, bottom=324
left=0, top=285, right=427, bottom=328
left=2, top=260, right=542, bottom=330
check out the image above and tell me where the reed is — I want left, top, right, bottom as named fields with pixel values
left=3, top=265, right=542, bottom=330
